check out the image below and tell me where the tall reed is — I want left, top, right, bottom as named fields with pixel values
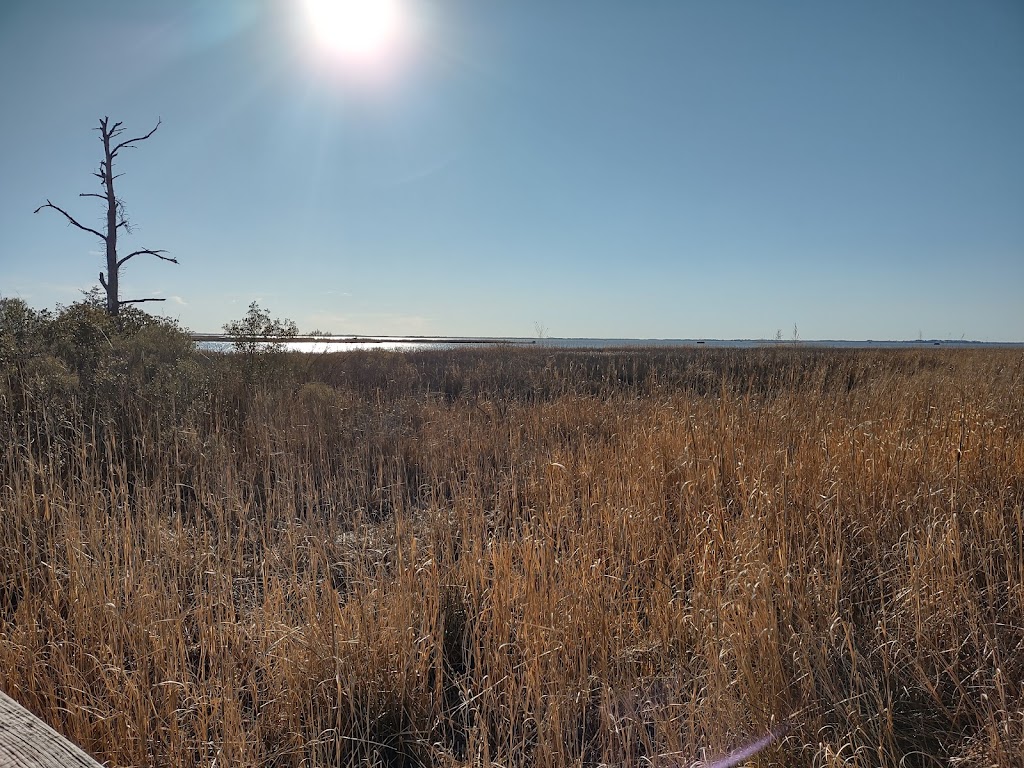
left=1, top=347, right=1021, bottom=767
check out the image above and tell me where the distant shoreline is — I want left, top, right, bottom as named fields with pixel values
left=191, top=334, right=1023, bottom=349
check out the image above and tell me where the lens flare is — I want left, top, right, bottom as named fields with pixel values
left=303, top=0, right=407, bottom=66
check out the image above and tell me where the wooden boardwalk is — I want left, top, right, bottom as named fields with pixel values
left=0, top=690, right=103, bottom=768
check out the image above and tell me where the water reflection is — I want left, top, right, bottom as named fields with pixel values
left=196, top=337, right=528, bottom=353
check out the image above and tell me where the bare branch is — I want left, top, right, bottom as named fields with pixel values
left=115, top=200, right=130, bottom=232
left=99, top=272, right=107, bottom=289
left=79, top=193, right=106, bottom=200
left=117, top=249, right=177, bottom=268
left=111, top=118, right=161, bottom=156
left=120, top=297, right=166, bottom=305
left=97, top=118, right=125, bottom=137
left=34, top=200, right=106, bottom=241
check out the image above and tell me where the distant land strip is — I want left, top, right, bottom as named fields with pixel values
left=188, top=335, right=1024, bottom=348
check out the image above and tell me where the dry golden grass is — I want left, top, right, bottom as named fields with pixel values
left=1, top=347, right=1022, bottom=767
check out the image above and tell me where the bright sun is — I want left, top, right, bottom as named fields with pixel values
left=302, top=0, right=408, bottom=69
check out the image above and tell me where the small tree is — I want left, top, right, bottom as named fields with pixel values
left=223, top=302, right=299, bottom=355
left=35, top=117, right=177, bottom=318
left=222, top=302, right=299, bottom=383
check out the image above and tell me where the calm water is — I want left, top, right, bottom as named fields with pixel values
left=197, top=337, right=1024, bottom=353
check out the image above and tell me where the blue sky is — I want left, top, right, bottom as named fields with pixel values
left=1, top=0, right=1022, bottom=339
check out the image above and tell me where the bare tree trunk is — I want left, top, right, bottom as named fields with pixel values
left=101, top=120, right=120, bottom=316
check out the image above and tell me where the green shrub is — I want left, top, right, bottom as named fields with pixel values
left=1, top=295, right=206, bottom=457
left=222, top=301, right=301, bottom=387
left=222, top=301, right=298, bottom=355
left=0, top=297, right=51, bottom=370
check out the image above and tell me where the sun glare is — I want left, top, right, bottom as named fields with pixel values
left=303, top=0, right=409, bottom=70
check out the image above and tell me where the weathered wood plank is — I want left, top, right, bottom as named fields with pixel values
left=0, top=690, right=103, bottom=768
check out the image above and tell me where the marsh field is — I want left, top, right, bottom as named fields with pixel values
left=1, top=318, right=1022, bottom=766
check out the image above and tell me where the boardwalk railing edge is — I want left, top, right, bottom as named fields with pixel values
left=0, top=689, right=104, bottom=768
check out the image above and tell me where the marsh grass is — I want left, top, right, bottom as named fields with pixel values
left=1, top=345, right=1022, bottom=767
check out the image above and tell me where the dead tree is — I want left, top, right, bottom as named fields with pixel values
left=35, top=117, right=177, bottom=317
